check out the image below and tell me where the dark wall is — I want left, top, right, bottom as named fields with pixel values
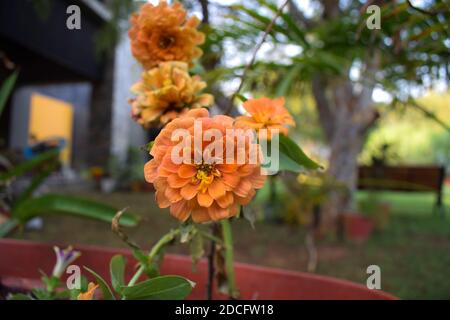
left=0, top=0, right=105, bottom=81
left=0, top=0, right=114, bottom=168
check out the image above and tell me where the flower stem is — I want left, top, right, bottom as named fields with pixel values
left=220, top=219, right=238, bottom=298
left=127, top=228, right=180, bottom=286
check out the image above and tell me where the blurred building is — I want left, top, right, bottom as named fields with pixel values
left=0, top=0, right=146, bottom=171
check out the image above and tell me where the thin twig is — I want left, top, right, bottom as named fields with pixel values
left=112, top=207, right=141, bottom=250
left=406, top=97, right=450, bottom=133
left=225, top=0, right=290, bottom=115
left=406, top=0, right=443, bottom=16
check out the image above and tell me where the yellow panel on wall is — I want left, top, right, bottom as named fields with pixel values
left=29, top=93, right=74, bottom=165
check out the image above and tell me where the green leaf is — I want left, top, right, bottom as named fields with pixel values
left=278, top=152, right=304, bottom=172
left=83, top=266, right=115, bottom=300
left=31, top=288, right=51, bottom=300
left=121, top=275, right=194, bottom=300
left=0, top=219, right=19, bottom=238
left=0, top=71, right=19, bottom=117
left=12, top=194, right=139, bottom=226
left=8, top=293, right=33, bottom=300
left=0, top=149, right=59, bottom=182
left=110, top=255, right=126, bottom=293
left=235, top=93, right=248, bottom=102
left=279, top=135, right=322, bottom=170
left=233, top=4, right=288, bottom=39
left=275, top=64, right=301, bottom=96
left=256, top=0, right=309, bottom=46
left=14, top=159, right=59, bottom=206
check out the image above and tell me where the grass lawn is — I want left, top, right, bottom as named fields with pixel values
left=10, top=187, right=450, bottom=299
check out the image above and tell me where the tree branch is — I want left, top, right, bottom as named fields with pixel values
left=225, top=0, right=290, bottom=115
left=198, top=0, right=209, bottom=24
left=406, top=0, right=443, bottom=16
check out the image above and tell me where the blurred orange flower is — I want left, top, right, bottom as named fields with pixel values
left=235, top=97, right=295, bottom=139
left=77, top=282, right=98, bottom=300
left=144, top=108, right=266, bottom=223
left=129, top=61, right=213, bottom=128
left=129, top=1, right=205, bottom=69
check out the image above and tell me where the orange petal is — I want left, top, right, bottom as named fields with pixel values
left=197, top=192, right=214, bottom=207
left=249, top=170, right=267, bottom=189
left=144, top=160, right=158, bottom=183
left=234, top=179, right=252, bottom=197
left=167, top=174, right=190, bottom=188
left=191, top=207, right=211, bottom=223
left=165, top=187, right=182, bottom=202
left=170, top=200, right=190, bottom=221
left=216, top=163, right=237, bottom=173
left=160, top=155, right=179, bottom=173
left=235, top=189, right=255, bottom=205
left=208, top=204, right=229, bottom=221
left=238, top=164, right=255, bottom=176
left=207, top=179, right=226, bottom=200
left=216, top=192, right=234, bottom=209
left=222, top=173, right=240, bottom=189
left=180, top=182, right=199, bottom=200
left=185, top=108, right=209, bottom=119
left=155, top=190, right=171, bottom=208
left=178, top=164, right=197, bottom=178
left=242, top=99, right=261, bottom=115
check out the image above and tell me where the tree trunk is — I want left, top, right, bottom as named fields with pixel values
left=325, top=117, right=365, bottom=218
left=312, top=76, right=378, bottom=232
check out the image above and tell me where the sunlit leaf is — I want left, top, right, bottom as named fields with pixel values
left=122, top=275, right=194, bottom=300
left=110, top=255, right=126, bottom=293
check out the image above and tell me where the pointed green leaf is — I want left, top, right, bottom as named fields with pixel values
left=110, top=255, right=126, bottom=293
left=275, top=64, right=301, bottom=96
left=0, top=71, right=18, bottom=117
left=12, top=194, right=139, bottom=226
left=279, top=135, right=322, bottom=170
left=0, top=149, right=59, bottom=182
left=122, top=275, right=194, bottom=300
left=8, top=293, right=33, bottom=300
left=83, top=266, right=115, bottom=300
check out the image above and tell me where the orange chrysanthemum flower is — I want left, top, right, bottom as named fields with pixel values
left=129, top=1, right=205, bottom=69
left=77, top=282, right=98, bottom=300
left=235, top=97, right=295, bottom=139
left=144, top=108, right=266, bottom=223
left=129, top=61, right=213, bottom=128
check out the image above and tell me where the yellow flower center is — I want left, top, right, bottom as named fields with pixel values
left=253, top=112, right=271, bottom=125
left=193, top=163, right=221, bottom=193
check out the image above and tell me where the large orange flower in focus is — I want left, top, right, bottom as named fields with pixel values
left=129, top=1, right=205, bottom=69
left=129, top=61, right=213, bottom=128
left=235, top=97, right=295, bottom=140
left=144, top=109, right=266, bottom=223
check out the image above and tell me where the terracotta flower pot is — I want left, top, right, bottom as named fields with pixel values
left=341, top=213, right=374, bottom=242
left=0, top=239, right=395, bottom=300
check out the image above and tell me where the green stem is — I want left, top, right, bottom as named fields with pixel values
left=220, top=219, right=238, bottom=298
left=127, top=228, right=180, bottom=286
